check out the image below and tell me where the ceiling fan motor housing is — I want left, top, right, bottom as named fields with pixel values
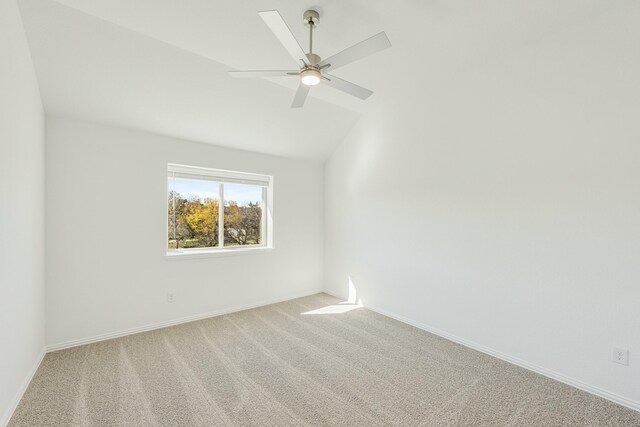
left=306, top=53, right=321, bottom=66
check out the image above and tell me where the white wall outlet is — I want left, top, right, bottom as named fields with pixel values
left=612, top=347, right=629, bottom=366
left=166, top=293, right=175, bottom=303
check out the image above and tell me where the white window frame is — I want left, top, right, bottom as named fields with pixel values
left=165, top=163, right=274, bottom=259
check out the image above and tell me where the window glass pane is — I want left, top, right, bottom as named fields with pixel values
left=223, top=183, right=263, bottom=246
left=168, top=177, right=220, bottom=249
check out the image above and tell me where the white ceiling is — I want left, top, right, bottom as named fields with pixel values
left=18, top=0, right=633, bottom=160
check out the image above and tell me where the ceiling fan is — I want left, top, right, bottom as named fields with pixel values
left=229, top=9, right=391, bottom=108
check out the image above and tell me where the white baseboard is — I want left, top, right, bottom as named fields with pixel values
left=1, top=348, right=46, bottom=427
left=362, top=303, right=640, bottom=413
left=46, top=289, right=322, bottom=352
left=322, top=289, right=347, bottom=301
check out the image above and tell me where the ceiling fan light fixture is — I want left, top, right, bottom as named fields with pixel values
left=300, top=68, right=321, bottom=86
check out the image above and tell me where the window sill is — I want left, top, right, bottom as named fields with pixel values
left=165, top=246, right=273, bottom=260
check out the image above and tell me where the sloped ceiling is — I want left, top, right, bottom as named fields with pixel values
left=18, top=0, right=630, bottom=160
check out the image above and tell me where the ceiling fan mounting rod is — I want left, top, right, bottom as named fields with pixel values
left=309, top=19, right=313, bottom=54
left=303, top=10, right=320, bottom=56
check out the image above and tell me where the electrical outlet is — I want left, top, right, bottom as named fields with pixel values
left=166, top=293, right=175, bottom=303
left=612, top=347, right=628, bottom=366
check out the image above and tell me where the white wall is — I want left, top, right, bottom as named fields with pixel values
left=325, top=5, right=640, bottom=408
left=0, top=1, right=45, bottom=424
left=46, top=117, right=323, bottom=347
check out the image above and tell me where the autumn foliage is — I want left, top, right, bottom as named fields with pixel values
left=168, top=191, right=262, bottom=249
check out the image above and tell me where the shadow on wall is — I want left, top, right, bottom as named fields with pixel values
left=302, top=276, right=362, bottom=315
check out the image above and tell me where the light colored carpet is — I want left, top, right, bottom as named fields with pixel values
left=9, top=293, right=640, bottom=426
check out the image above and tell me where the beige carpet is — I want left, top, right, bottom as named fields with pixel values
left=9, top=293, right=640, bottom=426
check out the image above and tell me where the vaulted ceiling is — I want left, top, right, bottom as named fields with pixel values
left=18, top=0, right=633, bottom=160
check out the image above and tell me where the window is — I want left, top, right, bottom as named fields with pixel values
left=167, top=163, right=272, bottom=257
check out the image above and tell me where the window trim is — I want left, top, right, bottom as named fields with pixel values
left=165, top=163, right=273, bottom=259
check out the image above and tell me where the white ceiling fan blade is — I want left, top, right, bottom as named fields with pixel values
left=319, top=32, right=391, bottom=71
left=259, top=10, right=308, bottom=67
left=323, top=74, right=373, bottom=100
left=229, top=70, right=297, bottom=78
left=291, top=83, right=310, bottom=108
